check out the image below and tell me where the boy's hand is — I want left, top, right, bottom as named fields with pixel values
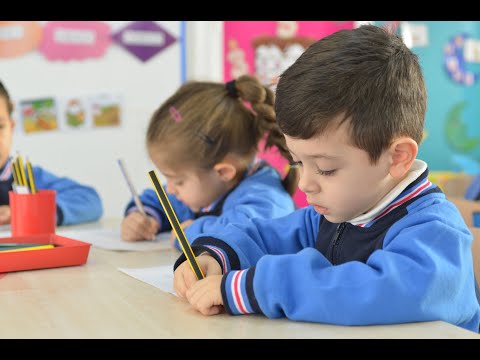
left=186, top=275, right=224, bottom=316
left=0, top=205, right=10, bottom=225
left=121, top=211, right=159, bottom=241
left=173, top=254, right=222, bottom=298
left=170, top=219, right=194, bottom=248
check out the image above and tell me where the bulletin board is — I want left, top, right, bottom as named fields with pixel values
left=0, top=21, right=185, bottom=218
left=223, top=21, right=354, bottom=207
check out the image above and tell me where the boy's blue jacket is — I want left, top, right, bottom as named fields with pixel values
left=174, top=167, right=480, bottom=332
left=0, top=159, right=103, bottom=225
left=125, top=165, right=296, bottom=249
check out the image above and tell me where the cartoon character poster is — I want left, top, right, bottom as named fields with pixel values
left=224, top=21, right=355, bottom=207
left=90, top=94, right=122, bottom=127
left=20, top=97, right=58, bottom=133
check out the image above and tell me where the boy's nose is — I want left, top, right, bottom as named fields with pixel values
left=297, top=168, right=319, bottom=194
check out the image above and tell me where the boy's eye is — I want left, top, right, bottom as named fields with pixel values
left=316, top=169, right=337, bottom=176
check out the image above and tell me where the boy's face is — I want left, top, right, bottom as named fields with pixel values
left=148, top=146, right=230, bottom=212
left=285, top=120, right=394, bottom=223
left=0, top=97, right=14, bottom=169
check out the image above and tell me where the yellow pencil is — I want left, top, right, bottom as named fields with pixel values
left=17, top=153, right=27, bottom=187
left=1, top=244, right=54, bottom=253
left=26, top=157, right=36, bottom=194
left=148, top=170, right=204, bottom=280
left=10, top=158, right=18, bottom=186
left=12, top=159, right=22, bottom=186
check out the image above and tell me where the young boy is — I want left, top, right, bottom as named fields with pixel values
left=172, top=25, right=480, bottom=332
left=0, top=80, right=103, bottom=225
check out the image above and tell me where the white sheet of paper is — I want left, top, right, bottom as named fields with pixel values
left=118, top=265, right=176, bottom=296
left=56, top=228, right=171, bottom=251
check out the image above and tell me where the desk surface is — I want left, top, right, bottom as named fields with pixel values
left=0, top=219, right=478, bottom=339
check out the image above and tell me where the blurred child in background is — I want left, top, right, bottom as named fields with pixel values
left=122, top=75, right=297, bottom=249
left=0, top=80, right=103, bottom=225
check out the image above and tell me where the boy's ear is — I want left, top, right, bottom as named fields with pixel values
left=213, top=162, right=237, bottom=182
left=389, top=137, right=418, bottom=178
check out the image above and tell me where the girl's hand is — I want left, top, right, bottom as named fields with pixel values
left=121, top=212, right=159, bottom=241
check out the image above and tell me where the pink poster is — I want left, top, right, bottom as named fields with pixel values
left=39, top=21, right=111, bottom=61
left=224, top=21, right=354, bottom=208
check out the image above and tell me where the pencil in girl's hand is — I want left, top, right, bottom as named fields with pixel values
left=118, top=159, right=155, bottom=241
left=148, top=170, right=204, bottom=280
left=117, top=159, right=146, bottom=215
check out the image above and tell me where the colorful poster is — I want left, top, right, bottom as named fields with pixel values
left=0, top=21, right=42, bottom=58
left=90, top=94, right=122, bottom=128
left=65, top=98, right=87, bottom=128
left=39, top=21, right=111, bottom=61
left=224, top=21, right=354, bottom=207
left=224, top=21, right=354, bottom=84
left=58, top=97, right=91, bottom=131
left=112, top=21, right=176, bottom=62
left=20, top=98, right=58, bottom=134
left=444, top=33, right=479, bottom=86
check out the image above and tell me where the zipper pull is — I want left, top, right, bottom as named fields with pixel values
left=332, top=222, right=346, bottom=246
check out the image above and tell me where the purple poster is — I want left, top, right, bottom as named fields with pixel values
left=112, top=21, right=176, bottom=62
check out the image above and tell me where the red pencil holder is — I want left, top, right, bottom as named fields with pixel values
left=9, top=189, right=56, bottom=236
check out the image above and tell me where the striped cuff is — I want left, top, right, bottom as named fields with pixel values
left=202, top=245, right=230, bottom=273
left=221, top=267, right=261, bottom=315
left=173, top=237, right=240, bottom=275
left=195, top=237, right=240, bottom=272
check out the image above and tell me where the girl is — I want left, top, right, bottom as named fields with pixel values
left=121, top=75, right=297, bottom=249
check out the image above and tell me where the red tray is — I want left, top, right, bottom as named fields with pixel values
left=0, top=233, right=91, bottom=273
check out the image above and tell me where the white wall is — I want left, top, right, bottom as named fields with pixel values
left=0, top=21, right=183, bottom=219
left=185, top=21, right=223, bottom=81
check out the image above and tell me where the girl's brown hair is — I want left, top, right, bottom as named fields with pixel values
left=146, top=75, right=297, bottom=195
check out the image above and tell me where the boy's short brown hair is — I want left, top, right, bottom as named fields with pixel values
left=275, top=25, right=427, bottom=163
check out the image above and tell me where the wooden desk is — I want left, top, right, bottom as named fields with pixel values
left=0, top=220, right=478, bottom=339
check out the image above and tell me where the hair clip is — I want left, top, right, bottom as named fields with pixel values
left=225, top=80, right=239, bottom=98
left=197, top=132, right=214, bottom=145
left=169, top=106, right=182, bottom=123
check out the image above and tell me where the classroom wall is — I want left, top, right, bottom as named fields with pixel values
left=0, top=21, right=184, bottom=219
left=186, top=22, right=223, bottom=81
left=185, top=21, right=223, bottom=81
